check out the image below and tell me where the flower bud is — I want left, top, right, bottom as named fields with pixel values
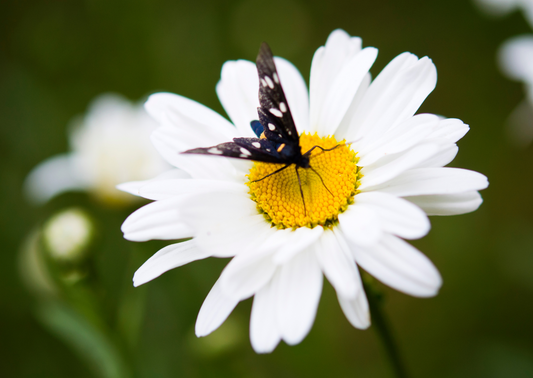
left=42, top=208, right=94, bottom=264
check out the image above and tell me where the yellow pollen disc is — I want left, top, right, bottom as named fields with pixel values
left=247, top=132, right=362, bottom=229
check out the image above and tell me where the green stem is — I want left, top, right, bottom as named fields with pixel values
left=363, top=280, right=408, bottom=378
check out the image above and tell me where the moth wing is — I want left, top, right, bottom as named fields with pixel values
left=182, top=140, right=283, bottom=164
left=256, top=43, right=299, bottom=145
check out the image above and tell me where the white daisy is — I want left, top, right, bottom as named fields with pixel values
left=500, top=36, right=533, bottom=102
left=499, top=36, right=533, bottom=146
left=120, top=29, right=488, bottom=353
left=25, top=94, right=170, bottom=205
left=475, top=0, right=533, bottom=27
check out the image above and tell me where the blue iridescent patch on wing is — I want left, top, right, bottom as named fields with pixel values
left=250, top=120, right=264, bottom=138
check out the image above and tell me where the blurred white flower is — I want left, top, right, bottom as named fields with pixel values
left=475, top=0, right=533, bottom=27
left=500, top=36, right=533, bottom=101
left=499, top=36, right=533, bottom=146
left=475, top=0, right=533, bottom=146
left=25, top=94, right=170, bottom=205
left=121, top=30, right=488, bottom=353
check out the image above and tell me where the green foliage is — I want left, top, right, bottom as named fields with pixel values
left=2, top=0, right=533, bottom=377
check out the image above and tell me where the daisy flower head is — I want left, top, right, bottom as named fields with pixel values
left=500, top=36, right=533, bottom=101
left=475, top=0, right=533, bottom=27
left=25, top=94, right=170, bottom=206
left=499, top=36, right=533, bottom=146
left=121, top=29, right=488, bottom=353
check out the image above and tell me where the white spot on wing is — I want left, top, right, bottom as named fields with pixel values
left=279, top=102, right=287, bottom=113
left=268, top=123, right=276, bottom=131
left=270, top=108, right=283, bottom=117
left=240, top=147, right=251, bottom=156
left=265, top=76, right=274, bottom=89
left=207, top=148, right=223, bottom=155
left=261, top=79, right=267, bottom=87
left=252, top=142, right=261, bottom=148
left=273, top=72, right=279, bottom=83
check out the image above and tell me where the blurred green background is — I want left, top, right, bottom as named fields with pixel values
left=1, top=0, right=533, bottom=377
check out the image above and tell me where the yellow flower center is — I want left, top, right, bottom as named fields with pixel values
left=247, top=132, right=362, bottom=229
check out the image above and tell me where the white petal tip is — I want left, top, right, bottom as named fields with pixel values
left=282, top=333, right=307, bottom=346
left=132, top=273, right=150, bottom=287
left=406, top=279, right=442, bottom=298
left=194, top=329, right=209, bottom=338
left=354, top=314, right=371, bottom=330
left=416, top=285, right=441, bottom=298
left=250, top=337, right=281, bottom=354
left=116, top=181, right=141, bottom=195
left=252, top=346, right=277, bottom=354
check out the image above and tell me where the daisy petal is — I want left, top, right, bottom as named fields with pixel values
left=316, top=231, right=360, bottom=299
left=180, top=191, right=264, bottom=257
left=145, top=93, right=236, bottom=141
left=375, top=167, right=489, bottom=196
left=359, top=143, right=439, bottom=190
left=425, top=118, right=469, bottom=145
left=334, top=73, right=371, bottom=140
left=272, top=226, right=324, bottom=265
left=352, top=234, right=442, bottom=297
left=327, top=231, right=370, bottom=329
left=134, top=178, right=245, bottom=201
left=357, top=114, right=439, bottom=167
left=151, top=126, right=243, bottom=181
left=195, top=277, right=239, bottom=337
left=219, top=227, right=278, bottom=299
left=414, top=144, right=458, bottom=169
left=274, top=249, right=323, bottom=345
left=194, top=215, right=269, bottom=258
left=250, top=280, right=282, bottom=353
left=310, top=29, right=363, bottom=133
left=133, top=240, right=210, bottom=287
left=344, top=52, right=418, bottom=142
left=316, top=47, right=378, bottom=136
left=338, top=204, right=382, bottom=246
left=216, top=60, right=258, bottom=137
left=337, top=290, right=370, bottom=329
left=354, top=192, right=430, bottom=239
left=121, top=197, right=193, bottom=241
left=24, top=154, right=88, bottom=204
left=347, top=53, right=437, bottom=145
left=407, top=191, right=483, bottom=215
left=117, top=169, right=191, bottom=199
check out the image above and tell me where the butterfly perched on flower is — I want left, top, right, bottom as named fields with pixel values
left=182, top=43, right=340, bottom=209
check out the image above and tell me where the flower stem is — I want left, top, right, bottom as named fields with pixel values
left=363, top=279, right=408, bottom=378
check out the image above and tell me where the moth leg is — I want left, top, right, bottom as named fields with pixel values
left=295, top=166, right=307, bottom=216
left=308, top=165, right=333, bottom=197
left=252, top=163, right=292, bottom=183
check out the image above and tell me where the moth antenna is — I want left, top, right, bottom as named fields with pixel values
left=295, top=166, right=307, bottom=216
left=303, top=143, right=343, bottom=158
left=252, top=163, right=291, bottom=183
left=309, top=165, right=334, bottom=197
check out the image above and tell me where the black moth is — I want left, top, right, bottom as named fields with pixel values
left=182, top=43, right=340, bottom=213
